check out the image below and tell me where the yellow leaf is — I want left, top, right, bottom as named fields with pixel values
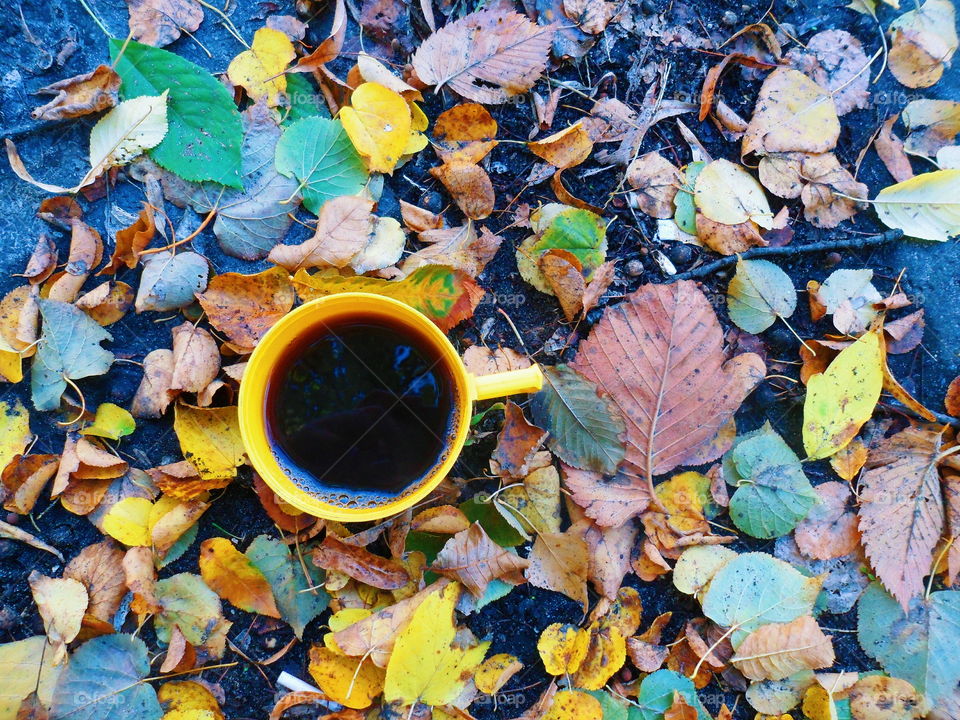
left=227, top=28, right=295, bottom=106
left=543, top=690, right=603, bottom=720
left=0, top=399, right=30, bottom=473
left=28, top=572, right=88, bottom=665
left=475, top=653, right=523, bottom=694
left=537, top=623, right=590, bottom=675
left=340, top=82, right=412, bottom=173
left=803, top=329, right=883, bottom=460
left=308, top=645, right=385, bottom=708
left=81, top=402, right=136, bottom=441
left=102, top=496, right=154, bottom=546
left=571, top=621, right=626, bottom=690
left=173, top=404, right=246, bottom=480
left=874, top=169, right=960, bottom=241
left=383, top=582, right=488, bottom=706
left=199, top=537, right=280, bottom=618
left=157, top=680, right=225, bottom=720
left=0, top=636, right=62, bottom=719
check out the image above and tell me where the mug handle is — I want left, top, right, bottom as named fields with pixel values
left=471, top=365, right=544, bottom=401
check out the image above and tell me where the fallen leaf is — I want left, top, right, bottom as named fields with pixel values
left=47, top=219, right=102, bottom=303
left=784, top=30, right=870, bottom=116
left=848, top=675, right=927, bottom=720
left=156, top=681, right=225, bottom=720
left=32, top=65, right=121, bottom=121
left=582, top=521, right=638, bottom=600
left=412, top=8, right=554, bottom=104
left=308, top=645, right=385, bottom=708
left=726, top=258, right=797, bottom=333
left=795, top=481, right=861, bottom=561
left=626, top=152, right=684, bottom=219
left=135, top=250, right=209, bottom=313
left=500, top=465, right=562, bottom=534
left=32, top=299, right=114, bottom=411
left=2, top=453, right=58, bottom=515
left=340, top=82, right=412, bottom=173
left=874, top=169, right=960, bottom=241
left=0, top=399, right=31, bottom=474
left=403, top=223, right=501, bottom=278
left=102, top=496, right=154, bottom=546
left=227, top=27, right=295, bottom=106
left=475, top=653, right=523, bottom=695
left=526, top=530, right=589, bottom=610
left=543, top=690, right=603, bottom=720
left=126, top=0, right=203, bottom=47
left=490, top=401, right=548, bottom=478
left=876, top=114, right=915, bottom=182
left=21, top=233, right=58, bottom=285
left=199, top=537, right=280, bottom=617
left=830, top=439, right=868, bottom=481
left=694, top=158, right=774, bottom=228
left=75, top=281, right=135, bottom=326
left=170, top=322, right=220, bottom=395
left=173, top=404, right=246, bottom=480
left=131, top=348, right=175, bottom=418
left=903, top=99, right=960, bottom=158
left=517, top=205, right=607, bottom=294
left=383, top=582, right=488, bottom=706
left=313, top=534, right=410, bottom=590
left=432, top=522, right=529, bottom=596
left=859, top=426, right=945, bottom=610
left=153, top=572, right=225, bottom=647
left=731, top=615, right=834, bottom=681
left=815, top=268, right=882, bottom=334
left=197, top=267, right=295, bottom=352
left=742, top=68, right=840, bottom=156
left=888, top=0, right=958, bottom=88
left=462, top=346, right=531, bottom=376
left=799, top=153, right=867, bottom=228
left=538, top=623, right=590, bottom=675
left=433, top=104, right=498, bottom=164
left=695, top=212, right=767, bottom=256
left=803, top=329, right=883, bottom=460
left=429, top=161, right=496, bottom=220
left=29, top=571, right=88, bottom=664
left=529, top=122, right=594, bottom=169
left=0, top=518, right=63, bottom=560
left=268, top=195, right=374, bottom=271
left=63, top=539, right=127, bottom=623
left=562, top=0, right=613, bottom=34
left=89, top=92, right=169, bottom=178
left=99, top=203, right=155, bottom=274
left=82, top=402, right=136, bottom=441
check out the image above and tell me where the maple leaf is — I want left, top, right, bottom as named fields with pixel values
left=571, top=281, right=765, bottom=503
left=858, top=426, right=946, bottom=610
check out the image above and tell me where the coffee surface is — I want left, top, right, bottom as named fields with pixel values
left=266, top=316, right=456, bottom=496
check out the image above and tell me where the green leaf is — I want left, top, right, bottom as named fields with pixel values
left=674, top=161, right=706, bottom=235
left=629, top=670, right=710, bottom=720
left=284, top=74, right=330, bottom=125
left=275, top=117, right=368, bottom=215
left=154, top=573, right=222, bottom=646
left=50, top=634, right=161, bottom=720
left=529, top=364, right=626, bottom=475
left=246, top=534, right=329, bottom=638
left=726, top=428, right=816, bottom=539
left=517, top=206, right=607, bottom=294
left=857, top=582, right=960, bottom=714
left=109, top=38, right=243, bottom=188
left=459, top=496, right=525, bottom=548
left=81, top=402, right=136, bottom=441
left=701, top=552, right=822, bottom=646
left=134, top=250, right=209, bottom=313
left=32, top=299, right=114, bottom=411
left=584, top=690, right=629, bottom=720
left=726, top=258, right=797, bottom=333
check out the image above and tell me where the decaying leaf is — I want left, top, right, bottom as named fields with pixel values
left=731, top=615, right=834, bottom=681
left=432, top=522, right=529, bottom=596
left=173, top=404, right=246, bottom=480
left=888, top=0, right=958, bottom=88
left=127, top=0, right=203, bottom=47
left=268, top=195, right=374, bottom=271
left=526, top=529, right=589, bottom=610
left=32, top=65, right=121, bottom=121
left=627, top=152, right=683, bottom=219
left=197, top=267, right=295, bottom=352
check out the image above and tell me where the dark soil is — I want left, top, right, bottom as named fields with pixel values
left=1, top=0, right=958, bottom=719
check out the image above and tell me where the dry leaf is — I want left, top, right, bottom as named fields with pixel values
left=313, top=534, right=410, bottom=590
left=462, top=346, right=531, bottom=376
left=433, top=103, right=498, bottom=164
left=170, top=322, right=220, bottom=395
left=403, top=223, right=501, bottom=278
left=430, top=161, right=495, bottom=220
left=582, top=520, right=639, bottom=600
left=626, top=152, right=683, bottom=218
left=784, top=30, right=870, bottom=116
left=888, top=0, right=958, bottom=88
left=562, top=0, right=613, bottom=34
left=529, top=122, right=594, bottom=169
left=490, top=401, right=548, bottom=478
left=876, top=115, right=915, bottom=183
left=63, top=539, right=127, bottom=623
left=99, top=203, right=155, bottom=275
left=127, top=0, right=203, bottom=46
left=200, top=537, right=281, bottom=617
left=340, top=82, right=412, bottom=174
left=147, top=460, right=230, bottom=501
left=526, top=530, right=589, bottom=610
left=75, top=281, right=135, bottom=326
left=32, top=65, right=121, bottom=121
left=227, top=27, right=295, bottom=106
left=731, top=615, right=834, bottom=681
left=432, top=522, right=529, bottom=596
left=268, top=195, right=374, bottom=271
left=29, top=571, right=88, bottom=664
left=2, top=453, right=58, bottom=516
left=197, top=267, right=295, bottom=352
left=795, top=481, right=861, bottom=561
left=131, top=348, right=175, bottom=418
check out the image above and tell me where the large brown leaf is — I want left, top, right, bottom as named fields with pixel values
left=432, top=522, right=529, bottom=597
left=858, top=426, right=946, bottom=610
left=411, top=8, right=554, bottom=104
left=571, top=281, right=765, bottom=503
left=731, top=615, right=834, bottom=681
left=312, top=534, right=410, bottom=590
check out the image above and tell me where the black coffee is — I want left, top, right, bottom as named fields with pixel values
left=265, top=314, right=456, bottom=496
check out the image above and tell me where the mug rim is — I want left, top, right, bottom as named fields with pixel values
left=238, top=292, right=473, bottom=522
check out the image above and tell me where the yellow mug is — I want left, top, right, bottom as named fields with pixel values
left=238, top=292, right=543, bottom=522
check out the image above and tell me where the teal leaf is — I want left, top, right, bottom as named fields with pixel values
left=50, top=634, right=161, bottom=720
left=275, top=117, right=369, bottom=215
left=109, top=38, right=243, bottom=188
left=701, top=552, right=822, bottom=646
left=246, top=534, right=329, bottom=638
left=530, top=364, right=626, bottom=475
left=629, top=670, right=710, bottom=720
left=726, top=258, right=797, bottom=333
left=134, top=250, right=209, bottom=313
left=857, top=582, right=960, bottom=714
left=674, top=161, right=706, bottom=235
left=726, top=427, right=816, bottom=539
left=284, top=74, right=330, bottom=125
left=32, top=299, right=114, bottom=411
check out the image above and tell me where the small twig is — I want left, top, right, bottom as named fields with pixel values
left=668, top=229, right=904, bottom=282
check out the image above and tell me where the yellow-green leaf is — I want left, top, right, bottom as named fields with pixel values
left=82, top=402, right=136, bottom=441
left=803, top=329, right=883, bottom=460
left=874, top=169, right=960, bottom=241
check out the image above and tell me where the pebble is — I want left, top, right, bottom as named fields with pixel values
left=667, top=243, right=695, bottom=267
left=823, top=251, right=842, bottom=268
left=5, top=512, right=18, bottom=525
left=625, top=259, right=645, bottom=277
left=721, top=10, right=738, bottom=26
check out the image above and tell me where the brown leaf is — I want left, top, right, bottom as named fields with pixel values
left=433, top=104, right=498, bottom=164
left=268, top=196, right=375, bottom=271
left=289, top=0, right=346, bottom=71
left=21, top=235, right=58, bottom=284
left=501, top=465, right=561, bottom=534
left=784, top=30, right=870, bottom=116
left=403, top=222, right=501, bottom=277
left=252, top=474, right=319, bottom=535
left=858, top=426, right=945, bottom=610
left=830, top=439, right=868, bottom=481
left=943, top=472, right=960, bottom=586
left=127, top=0, right=204, bottom=47
left=695, top=213, right=767, bottom=256
left=528, top=122, right=593, bottom=169
left=795, top=481, right=861, bottom=561
left=399, top=201, right=444, bottom=233
left=429, top=162, right=495, bottom=220
left=562, top=0, right=613, bottom=34
left=571, top=282, right=765, bottom=504
left=123, top=546, right=160, bottom=614
left=31, top=65, right=121, bottom=121
left=75, top=281, right=135, bottom=326
left=946, top=376, right=960, bottom=416
left=582, top=261, right=615, bottom=316
left=626, top=635, right=669, bottom=673
left=875, top=115, right=915, bottom=183
left=561, top=463, right=652, bottom=528
left=664, top=693, right=698, bottom=720
left=410, top=505, right=471, bottom=534
left=2, top=454, right=58, bottom=515
left=432, top=522, right=529, bottom=596
left=411, top=8, right=554, bottom=104
left=799, top=153, right=867, bottom=228
left=533, top=88, right=562, bottom=134
left=731, top=615, right=834, bottom=681
left=540, top=249, right=585, bottom=322
left=885, top=309, right=925, bottom=354
left=626, top=152, right=683, bottom=218
left=197, top=267, right=295, bottom=353
left=131, top=348, right=175, bottom=418
left=99, top=203, right=155, bottom=275
left=47, top=220, right=103, bottom=303
left=461, top=346, right=531, bottom=376
left=526, top=530, right=589, bottom=610
left=63, top=539, right=127, bottom=623
left=147, top=460, right=231, bottom=501
left=582, top=520, right=638, bottom=600
left=170, top=322, right=220, bottom=395
left=490, top=401, right=548, bottom=478
left=848, top=675, right=927, bottom=720
left=312, top=534, right=410, bottom=590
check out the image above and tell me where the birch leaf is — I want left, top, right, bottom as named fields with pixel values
left=89, top=91, right=168, bottom=177
left=874, top=169, right=960, bottom=241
